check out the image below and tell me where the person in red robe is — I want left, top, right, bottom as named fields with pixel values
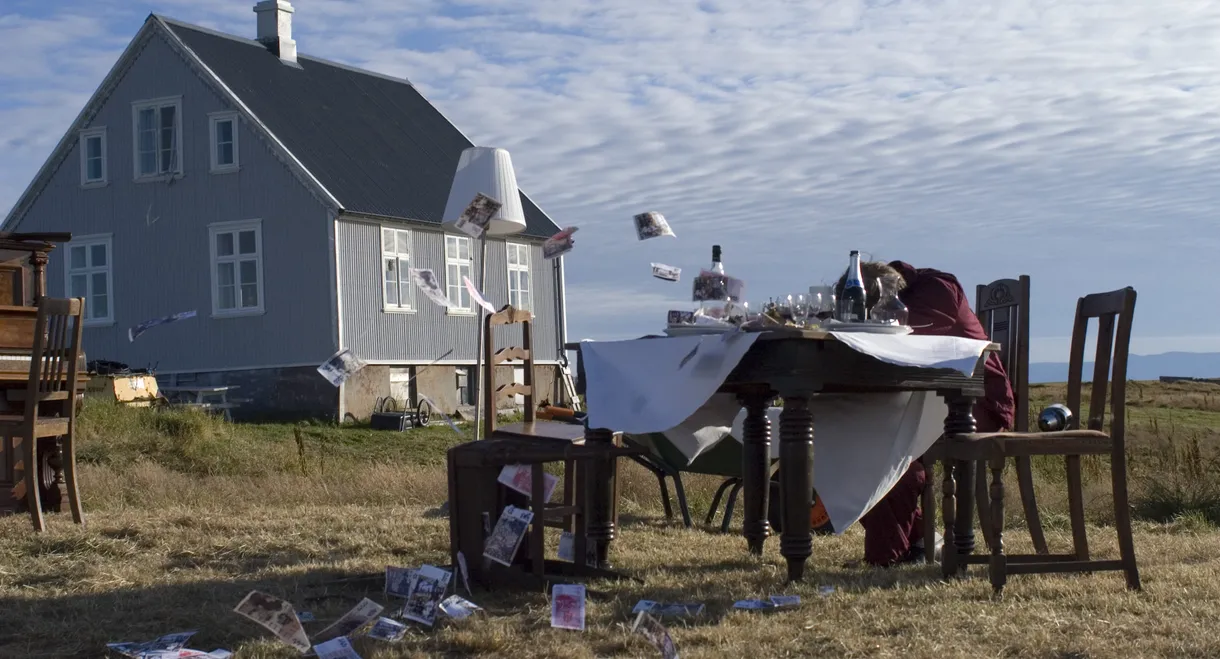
left=836, top=260, right=1015, bottom=566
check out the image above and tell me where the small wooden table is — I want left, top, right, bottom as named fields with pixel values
left=161, top=385, right=241, bottom=421
left=583, top=328, right=998, bottom=582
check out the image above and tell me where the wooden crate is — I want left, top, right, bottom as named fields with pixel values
left=86, top=374, right=160, bottom=406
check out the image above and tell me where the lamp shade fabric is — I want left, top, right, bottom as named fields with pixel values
left=442, top=147, right=527, bottom=236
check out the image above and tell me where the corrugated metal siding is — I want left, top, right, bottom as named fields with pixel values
left=11, top=34, right=335, bottom=371
left=338, top=217, right=560, bottom=363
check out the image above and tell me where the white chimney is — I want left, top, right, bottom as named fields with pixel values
left=253, top=0, right=297, bottom=64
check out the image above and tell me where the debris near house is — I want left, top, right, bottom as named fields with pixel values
left=85, top=360, right=161, bottom=407
left=368, top=396, right=432, bottom=431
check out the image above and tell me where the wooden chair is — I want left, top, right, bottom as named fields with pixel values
left=922, top=276, right=1049, bottom=560
left=938, top=287, right=1140, bottom=594
left=7, top=297, right=86, bottom=531
left=482, top=305, right=584, bottom=443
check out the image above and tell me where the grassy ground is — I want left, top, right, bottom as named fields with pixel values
left=2, top=382, right=1220, bottom=658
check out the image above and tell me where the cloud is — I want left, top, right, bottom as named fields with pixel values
left=2, top=0, right=1218, bottom=355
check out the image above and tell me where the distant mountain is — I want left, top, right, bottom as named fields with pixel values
left=1028, top=351, right=1220, bottom=384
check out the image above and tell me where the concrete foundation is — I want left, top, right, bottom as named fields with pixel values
left=163, top=365, right=339, bottom=421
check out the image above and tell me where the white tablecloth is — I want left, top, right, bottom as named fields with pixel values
left=581, top=330, right=991, bottom=533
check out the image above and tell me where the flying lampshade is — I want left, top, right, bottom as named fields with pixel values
left=442, top=147, right=527, bottom=237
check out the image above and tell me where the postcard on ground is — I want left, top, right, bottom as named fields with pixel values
left=401, top=564, right=453, bottom=627
left=550, top=584, right=587, bottom=631
left=483, top=505, right=534, bottom=567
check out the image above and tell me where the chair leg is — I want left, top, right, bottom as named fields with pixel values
left=706, top=478, right=736, bottom=526
left=61, top=432, right=84, bottom=526
left=941, top=459, right=958, bottom=579
left=1065, top=455, right=1091, bottom=561
left=657, top=473, right=674, bottom=520
left=721, top=481, right=743, bottom=534
left=1014, top=456, right=1047, bottom=554
left=975, top=459, right=995, bottom=550
left=922, top=459, right=937, bottom=564
left=1110, top=450, right=1141, bottom=590
left=672, top=473, right=693, bottom=528
left=988, top=456, right=1007, bottom=597
left=22, top=436, right=46, bottom=532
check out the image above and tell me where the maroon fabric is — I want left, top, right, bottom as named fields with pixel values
left=862, top=460, right=926, bottom=566
left=859, top=262, right=1015, bottom=566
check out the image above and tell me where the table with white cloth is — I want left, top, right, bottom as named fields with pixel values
left=580, top=327, right=997, bottom=582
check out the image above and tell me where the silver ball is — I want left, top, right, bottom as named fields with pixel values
left=1037, top=404, right=1073, bottom=432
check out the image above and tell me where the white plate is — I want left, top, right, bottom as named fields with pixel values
left=823, top=322, right=913, bottom=335
left=663, top=324, right=736, bottom=337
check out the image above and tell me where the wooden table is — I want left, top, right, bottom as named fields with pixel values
left=160, top=385, right=240, bottom=421
left=583, top=328, right=997, bottom=581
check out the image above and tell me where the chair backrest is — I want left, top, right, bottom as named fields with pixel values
left=483, top=304, right=536, bottom=438
left=1064, top=288, right=1137, bottom=443
left=25, top=296, right=85, bottom=420
left=975, top=276, right=1031, bottom=431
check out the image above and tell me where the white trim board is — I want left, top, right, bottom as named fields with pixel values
left=359, top=359, right=564, bottom=366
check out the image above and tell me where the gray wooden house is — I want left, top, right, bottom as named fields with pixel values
left=1, top=2, right=571, bottom=420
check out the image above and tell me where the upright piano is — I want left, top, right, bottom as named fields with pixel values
left=0, top=232, right=83, bottom=516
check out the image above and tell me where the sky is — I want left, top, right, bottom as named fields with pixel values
left=3, top=0, right=1219, bottom=363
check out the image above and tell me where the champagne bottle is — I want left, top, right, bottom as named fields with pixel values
left=710, top=245, right=725, bottom=275
left=838, top=250, right=867, bottom=322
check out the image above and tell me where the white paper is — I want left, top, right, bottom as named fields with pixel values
left=651, top=263, right=681, bottom=282
left=827, top=332, right=991, bottom=376
left=557, top=531, right=575, bottom=562
left=453, top=193, right=501, bottom=238
left=631, top=612, right=679, bottom=659
left=543, top=227, right=577, bottom=260
left=497, top=464, right=559, bottom=503
left=317, top=349, right=367, bottom=387
left=634, top=212, right=675, bottom=240
left=315, top=598, right=383, bottom=642
left=580, top=334, right=759, bottom=433
left=550, top=584, right=586, bottom=631
left=314, top=636, right=362, bottom=659
left=456, top=551, right=472, bottom=596
left=401, top=565, right=453, bottom=626
left=410, top=268, right=453, bottom=308
left=462, top=275, right=497, bottom=314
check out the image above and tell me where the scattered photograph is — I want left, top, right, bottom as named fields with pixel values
left=106, top=631, right=197, bottom=657
left=483, top=505, right=534, bottom=567
left=633, top=211, right=676, bottom=240
left=453, top=193, right=502, bottom=238
left=550, top=584, right=587, bottom=631
left=691, top=273, right=727, bottom=302
left=557, top=531, right=575, bottom=562
left=410, top=268, right=453, bottom=308
left=385, top=566, right=416, bottom=598
left=543, top=227, right=578, bottom=260
left=128, top=309, right=197, bottom=342
left=401, top=564, right=453, bottom=627
left=315, top=598, right=383, bottom=642
left=233, top=590, right=311, bottom=652
left=652, top=263, right=681, bottom=282
left=365, top=617, right=407, bottom=642
left=667, top=310, right=695, bottom=325
left=316, top=348, right=367, bottom=387
left=497, top=464, right=559, bottom=503
left=313, top=636, right=362, bottom=659
left=770, top=595, right=801, bottom=608
left=632, top=600, right=705, bottom=617
left=632, top=611, right=679, bottom=659
left=438, top=594, right=483, bottom=620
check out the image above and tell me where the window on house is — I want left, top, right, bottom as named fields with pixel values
left=132, top=97, right=182, bottom=178
left=79, top=128, right=107, bottom=186
left=506, top=242, right=531, bottom=311
left=445, top=235, right=472, bottom=312
left=209, top=112, right=239, bottom=173
left=382, top=227, right=413, bottom=311
left=209, top=220, right=264, bottom=316
left=64, top=235, right=113, bottom=324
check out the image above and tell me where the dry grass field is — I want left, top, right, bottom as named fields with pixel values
left=3, top=381, right=1220, bottom=658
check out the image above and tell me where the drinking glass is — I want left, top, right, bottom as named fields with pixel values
left=793, top=294, right=809, bottom=327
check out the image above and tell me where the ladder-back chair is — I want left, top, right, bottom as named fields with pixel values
left=938, top=287, right=1140, bottom=594
left=6, top=297, right=86, bottom=531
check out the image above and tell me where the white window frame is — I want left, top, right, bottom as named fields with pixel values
left=208, top=111, right=240, bottom=173
left=79, top=127, right=107, bottom=187
left=208, top=219, right=265, bottom=318
left=131, top=96, right=183, bottom=181
left=444, top=234, right=474, bottom=314
left=63, top=233, right=114, bottom=326
left=506, top=242, right=532, bottom=312
left=381, top=226, right=415, bottom=313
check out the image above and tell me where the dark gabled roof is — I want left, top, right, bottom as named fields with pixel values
left=160, top=17, right=560, bottom=239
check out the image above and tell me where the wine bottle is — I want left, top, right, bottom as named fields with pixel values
left=710, top=245, right=725, bottom=274
left=838, top=250, right=867, bottom=322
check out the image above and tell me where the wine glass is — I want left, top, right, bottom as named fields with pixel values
left=793, top=294, right=809, bottom=327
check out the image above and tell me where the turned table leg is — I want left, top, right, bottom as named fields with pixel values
left=585, top=426, right=617, bottom=569
left=738, top=385, right=773, bottom=555
left=988, top=456, right=1007, bottom=595
left=778, top=395, right=814, bottom=582
left=943, top=392, right=978, bottom=574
